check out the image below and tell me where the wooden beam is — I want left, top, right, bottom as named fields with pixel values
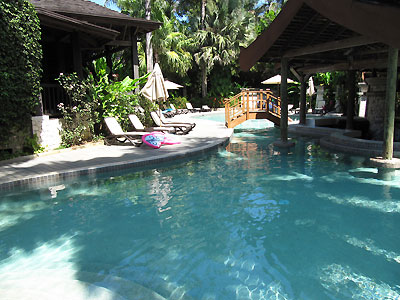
left=106, top=40, right=132, bottom=47
left=298, top=57, right=397, bottom=74
left=283, top=35, right=378, bottom=58
left=86, top=46, right=125, bottom=62
left=290, top=67, right=303, bottom=81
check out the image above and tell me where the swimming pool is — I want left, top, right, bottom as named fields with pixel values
left=194, top=112, right=276, bottom=130
left=1, top=120, right=399, bottom=299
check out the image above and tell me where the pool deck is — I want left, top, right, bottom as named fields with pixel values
left=0, top=112, right=233, bottom=191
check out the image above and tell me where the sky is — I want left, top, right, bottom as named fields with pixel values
left=88, top=0, right=120, bottom=12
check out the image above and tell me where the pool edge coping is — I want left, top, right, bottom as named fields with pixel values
left=0, top=133, right=233, bottom=192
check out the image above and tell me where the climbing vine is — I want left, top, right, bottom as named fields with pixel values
left=0, top=0, right=42, bottom=146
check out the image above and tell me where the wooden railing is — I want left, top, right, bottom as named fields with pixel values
left=224, top=89, right=281, bottom=128
left=41, top=84, right=71, bottom=116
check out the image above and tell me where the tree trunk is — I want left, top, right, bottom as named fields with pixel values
left=201, top=0, right=207, bottom=98
left=145, top=0, right=153, bottom=73
left=201, top=0, right=206, bottom=30
left=201, top=64, right=207, bottom=98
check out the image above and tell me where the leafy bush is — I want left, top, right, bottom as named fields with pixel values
left=168, top=95, right=188, bottom=109
left=138, top=96, right=158, bottom=127
left=24, top=134, right=44, bottom=154
left=56, top=73, right=100, bottom=147
left=90, top=58, right=149, bottom=130
left=0, top=0, right=42, bottom=146
left=57, top=67, right=150, bottom=146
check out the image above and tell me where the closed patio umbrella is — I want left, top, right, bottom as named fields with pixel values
left=141, top=63, right=169, bottom=102
left=307, top=76, right=315, bottom=96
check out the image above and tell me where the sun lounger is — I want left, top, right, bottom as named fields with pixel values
left=150, top=111, right=192, bottom=134
left=128, top=114, right=176, bottom=134
left=157, top=110, right=196, bottom=129
left=104, top=116, right=146, bottom=146
left=162, top=108, right=175, bottom=118
left=170, top=103, right=188, bottom=114
left=186, top=102, right=201, bottom=113
left=201, top=105, right=211, bottom=112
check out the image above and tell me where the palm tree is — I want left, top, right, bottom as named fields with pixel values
left=191, top=0, right=257, bottom=98
left=151, top=13, right=193, bottom=77
left=103, top=0, right=192, bottom=78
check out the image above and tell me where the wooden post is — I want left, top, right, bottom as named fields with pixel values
left=105, top=46, right=113, bottom=81
left=346, top=70, right=356, bottom=129
left=300, top=76, right=307, bottom=125
left=382, top=46, right=398, bottom=160
left=72, top=31, right=83, bottom=79
left=280, top=57, right=289, bottom=142
left=246, top=91, right=250, bottom=120
left=225, top=101, right=229, bottom=128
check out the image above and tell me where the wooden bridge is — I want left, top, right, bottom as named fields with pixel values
left=224, top=89, right=281, bottom=128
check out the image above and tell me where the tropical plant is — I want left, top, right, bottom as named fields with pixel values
left=189, top=0, right=258, bottom=98
left=151, top=12, right=193, bottom=77
left=89, top=58, right=150, bottom=129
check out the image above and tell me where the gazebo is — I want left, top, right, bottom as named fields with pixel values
left=29, top=0, right=161, bottom=115
left=240, top=0, right=400, bottom=160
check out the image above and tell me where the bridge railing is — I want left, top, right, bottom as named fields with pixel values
left=224, top=89, right=281, bottom=127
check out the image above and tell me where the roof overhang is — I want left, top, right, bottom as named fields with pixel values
left=36, top=8, right=120, bottom=40
left=240, top=0, right=400, bottom=73
left=58, top=12, right=161, bottom=34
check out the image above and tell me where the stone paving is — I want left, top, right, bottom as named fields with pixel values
left=0, top=113, right=233, bottom=191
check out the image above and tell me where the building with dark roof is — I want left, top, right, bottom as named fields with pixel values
left=29, top=0, right=161, bottom=115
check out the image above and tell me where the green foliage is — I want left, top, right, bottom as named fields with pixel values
left=102, top=0, right=287, bottom=101
left=315, top=71, right=347, bottom=108
left=56, top=68, right=150, bottom=145
left=138, top=96, right=158, bottom=126
left=56, top=73, right=100, bottom=147
left=24, top=134, right=44, bottom=154
left=168, top=95, right=188, bottom=109
left=0, top=133, right=44, bottom=161
left=90, top=59, right=149, bottom=130
left=0, top=0, right=42, bottom=146
left=256, top=9, right=277, bottom=34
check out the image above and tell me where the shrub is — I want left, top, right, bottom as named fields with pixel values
left=56, top=73, right=100, bottom=147
left=0, top=0, right=42, bottom=146
left=57, top=70, right=150, bottom=146
left=168, top=95, right=188, bottom=109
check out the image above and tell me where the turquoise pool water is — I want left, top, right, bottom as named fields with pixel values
left=194, top=112, right=276, bottom=130
left=1, top=123, right=400, bottom=299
